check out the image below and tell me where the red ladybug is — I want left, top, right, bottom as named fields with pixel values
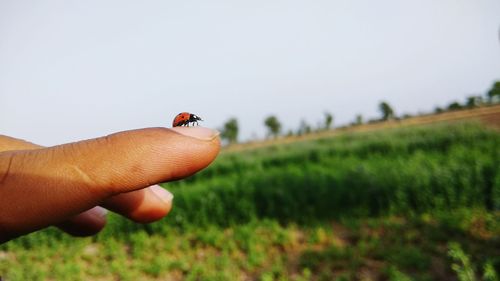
left=172, top=112, right=203, bottom=127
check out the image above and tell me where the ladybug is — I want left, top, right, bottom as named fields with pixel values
left=172, top=112, right=203, bottom=127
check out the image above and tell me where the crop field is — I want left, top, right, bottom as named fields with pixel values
left=0, top=121, right=499, bottom=281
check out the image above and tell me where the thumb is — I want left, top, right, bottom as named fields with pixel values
left=0, top=127, right=220, bottom=241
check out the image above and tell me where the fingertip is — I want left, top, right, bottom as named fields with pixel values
left=150, top=184, right=174, bottom=204
left=101, top=185, right=173, bottom=224
left=126, top=127, right=220, bottom=184
left=169, top=127, right=220, bottom=141
left=56, top=207, right=107, bottom=237
left=128, top=185, right=173, bottom=223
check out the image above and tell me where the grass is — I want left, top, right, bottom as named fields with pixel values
left=0, top=121, right=499, bottom=280
left=1, top=213, right=498, bottom=280
left=167, top=122, right=499, bottom=226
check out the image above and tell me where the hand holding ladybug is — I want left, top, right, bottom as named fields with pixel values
left=0, top=122, right=219, bottom=243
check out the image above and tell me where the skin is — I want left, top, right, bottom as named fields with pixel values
left=0, top=127, right=220, bottom=243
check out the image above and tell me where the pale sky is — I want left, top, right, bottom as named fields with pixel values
left=1, top=0, right=499, bottom=145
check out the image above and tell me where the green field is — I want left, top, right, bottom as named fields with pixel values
left=1, top=122, right=499, bottom=280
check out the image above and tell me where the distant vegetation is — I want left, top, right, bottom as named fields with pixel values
left=220, top=117, right=239, bottom=144
left=323, top=112, right=334, bottom=130
left=220, top=80, right=500, bottom=144
left=264, top=115, right=282, bottom=138
left=379, top=101, right=395, bottom=121
left=488, top=81, right=500, bottom=103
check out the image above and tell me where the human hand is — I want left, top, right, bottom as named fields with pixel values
left=0, top=127, right=220, bottom=243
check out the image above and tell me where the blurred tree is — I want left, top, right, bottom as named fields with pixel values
left=487, top=81, right=500, bottom=103
left=465, top=96, right=483, bottom=108
left=298, top=119, right=312, bottom=136
left=448, top=102, right=462, bottom=111
left=379, top=101, right=395, bottom=121
left=220, top=118, right=239, bottom=144
left=264, top=115, right=282, bottom=138
left=324, top=112, right=333, bottom=130
left=355, top=114, right=363, bottom=125
left=435, top=107, right=444, bottom=114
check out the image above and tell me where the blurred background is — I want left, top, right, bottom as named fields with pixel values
left=1, top=1, right=499, bottom=280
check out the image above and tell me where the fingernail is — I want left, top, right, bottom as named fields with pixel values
left=151, top=184, right=174, bottom=204
left=170, top=127, right=220, bottom=141
left=89, top=206, right=108, bottom=218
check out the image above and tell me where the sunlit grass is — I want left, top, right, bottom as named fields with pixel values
left=1, top=212, right=498, bottom=280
